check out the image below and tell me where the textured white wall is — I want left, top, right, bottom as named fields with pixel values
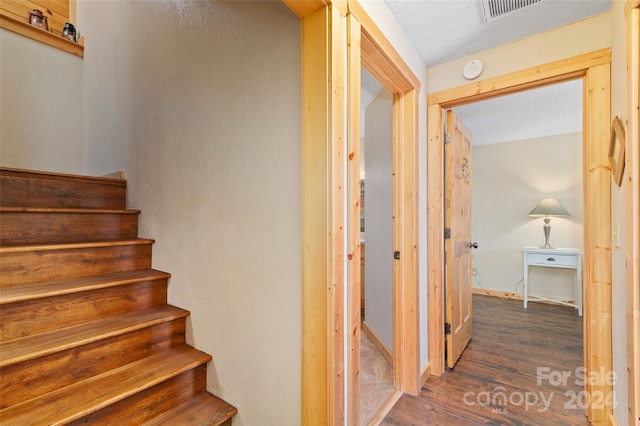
left=78, top=2, right=300, bottom=425
left=363, top=88, right=393, bottom=352
left=0, top=29, right=84, bottom=174
left=470, top=133, right=583, bottom=300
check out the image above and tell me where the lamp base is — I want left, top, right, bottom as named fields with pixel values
left=540, top=218, right=553, bottom=249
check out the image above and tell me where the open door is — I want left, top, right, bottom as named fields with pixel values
left=445, top=109, right=474, bottom=368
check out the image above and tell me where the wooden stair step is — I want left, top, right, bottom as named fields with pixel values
left=142, top=392, right=238, bottom=426
left=0, top=316, right=186, bottom=408
left=0, top=345, right=212, bottom=426
left=0, top=207, right=140, bottom=244
left=0, top=167, right=127, bottom=209
left=0, top=239, right=154, bottom=287
left=0, top=305, right=189, bottom=367
left=1, top=270, right=170, bottom=341
left=0, top=269, right=170, bottom=305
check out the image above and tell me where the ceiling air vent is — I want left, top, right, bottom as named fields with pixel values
left=481, top=0, right=542, bottom=23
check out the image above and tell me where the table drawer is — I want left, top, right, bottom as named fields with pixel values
left=527, top=253, right=578, bottom=267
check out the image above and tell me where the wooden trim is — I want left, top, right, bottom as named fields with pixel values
left=364, top=389, right=403, bottom=426
left=348, top=0, right=420, bottom=92
left=427, top=103, right=445, bottom=376
left=328, top=6, right=347, bottom=425
left=300, top=6, right=331, bottom=424
left=626, top=2, right=640, bottom=424
left=0, top=12, right=84, bottom=57
left=362, top=321, right=393, bottom=366
left=0, top=167, right=126, bottom=184
left=69, top=0, right=77, bottom=25
left=392, top=88, right=420, bottom=395
left=426, top=51, right=613, bottom=424
left=471, top=288, right=524, bottom=300
left=583, top=63, right=612, bottom=424
left=427, top=48, right=610, bottom=107
left=346, top=12, right=362, bottom=426
left=284, top=0, right=329, bottom=18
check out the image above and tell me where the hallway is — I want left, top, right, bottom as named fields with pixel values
left=383, top=295, right=590, bottom=425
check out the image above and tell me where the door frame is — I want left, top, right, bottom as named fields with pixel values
left=625, top=1, right=639, bottom=423
left=286, top=1, right=421, bottom=423
left=427, top=48, right=613, bottom=424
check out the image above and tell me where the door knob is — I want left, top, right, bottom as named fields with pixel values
left=469, top=242, right=478, bottom=249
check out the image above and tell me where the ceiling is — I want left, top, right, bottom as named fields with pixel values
left=384, top=0, right=612, bottom=67
left=360, top=0, right=611, bottom=146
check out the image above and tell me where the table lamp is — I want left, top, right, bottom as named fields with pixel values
left=528, top=198, right=570, bottom=249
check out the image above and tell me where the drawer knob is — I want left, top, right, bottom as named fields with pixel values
left=547, top=257, right=556, bottom=262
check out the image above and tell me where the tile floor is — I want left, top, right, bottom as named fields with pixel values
left=360, top=330, right=395, bottom=425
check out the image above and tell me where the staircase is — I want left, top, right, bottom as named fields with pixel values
left=0, top=167, right=237, bottom=425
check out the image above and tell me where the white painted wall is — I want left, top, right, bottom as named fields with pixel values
left=470, top=133, right=583, bottom=300
left=363, top=88, right=393, bottom=352
left=609, top=1, right=629, bottom=424
left=78, top=2, right=300, bottom=425
left=0, top=29, right=84, bottom=174
left=357, top=0, right=429, bottom=370
left=428, top=12, right=611, bottom=93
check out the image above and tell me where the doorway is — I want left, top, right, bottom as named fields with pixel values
left=427, top=48, right=613, bottom=423
left=359, top=66, right=396, bottom=423
left=294, top=3, right=421, bottom=423
left=453, top=79, right=584, bottom=309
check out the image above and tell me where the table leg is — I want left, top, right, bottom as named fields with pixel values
left=523, top=254, right=528, bottom=309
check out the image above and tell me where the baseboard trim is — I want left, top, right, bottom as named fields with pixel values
left=100, top=171, right=126, bottom=180
left=362, top=321, right=393, bottom=366
left=420, top=362, right=431, bottom=388
left=472, top=287, right=523, bottom=300
left=608, top=413, right=618, bottom=426
left=366, top=389, right=402, bottom=426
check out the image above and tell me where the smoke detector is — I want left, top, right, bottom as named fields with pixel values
left=481, top=0, right=542, bottom=23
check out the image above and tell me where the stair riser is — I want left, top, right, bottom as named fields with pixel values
left=1, top=280, right=168, bottom=341
left=0, top=174, right=126, bottom=209
left=0, top=319, right=187, bottom=408
left=0, top=243, right=152, bottom=287
left=0, top=212, right=139, bottom=244
left=67, top=365, right=208, bottom=426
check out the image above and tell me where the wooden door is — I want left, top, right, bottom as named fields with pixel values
left=445, top=109, right=474, bottom=368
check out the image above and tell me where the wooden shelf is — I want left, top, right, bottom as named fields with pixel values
left=0, top=12, right=83, bottom=57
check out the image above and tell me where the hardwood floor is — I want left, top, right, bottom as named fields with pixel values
left=383, top=295, right=590, bottom=425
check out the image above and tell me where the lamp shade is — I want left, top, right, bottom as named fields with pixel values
left=528, top=198, right=570, bottom=217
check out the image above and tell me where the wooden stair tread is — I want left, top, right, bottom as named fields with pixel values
left=0, top=269, right=170, bottom=305
left=0, top=238, right=155, bottom=253
left=0, top=345, right=212, bottom=426
left=0, top=207, right=140, bottom=214
left=142, top=392, right=238, bottom=426
left=0, top=167, right=127, bottom=185
left=0, top=305, right=189, bottom=367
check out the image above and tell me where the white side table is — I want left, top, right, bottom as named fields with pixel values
left=522, top=246, right=583, bottom=316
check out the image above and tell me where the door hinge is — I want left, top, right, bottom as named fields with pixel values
left=444, top=132, right=451, bottom=145
left=444, top=228, right=451, bottom=240
left=445, top=322, right=452, bottom=335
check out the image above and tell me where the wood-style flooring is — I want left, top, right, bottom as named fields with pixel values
left=383, top=295, right=589, bottom=425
